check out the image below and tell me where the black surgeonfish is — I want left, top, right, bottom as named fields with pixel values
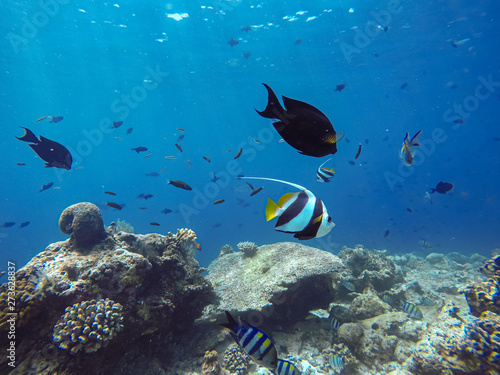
left=256, top=83, right=344, bottom=157
left=429, top=182, right=453, bottom=194
left=16, top=128, right=72, bottom=170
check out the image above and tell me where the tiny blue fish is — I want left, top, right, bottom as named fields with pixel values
left=276, top=359, right=300, bottom=375
left=219, top=311, right=278, bottom=371
left=401, top=302, right=423, bottom=319
left=329, top=354, right=344, bottom=372
left=341, top=280, right=355, bottom=292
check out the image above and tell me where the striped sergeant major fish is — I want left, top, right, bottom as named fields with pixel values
left=401, top=301, right=423, bottom=320
left=316, top=158, right=335, bottom=182
left=219, top=311, right=278, bottom=371
left=276, top=359, right=301, bottom=375
left=400, top=130, right=421, bottom=166
left=238, top=177, right=335, bottom=240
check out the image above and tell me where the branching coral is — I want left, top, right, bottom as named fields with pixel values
left=237, top=241, right=258, bottom=257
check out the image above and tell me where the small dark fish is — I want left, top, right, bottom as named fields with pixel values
left=16, top=127, right=72, bottom=170
left=106, top=202, right=122, bottom=210
left=243, top=52, right=251, bottom=59
left=345, top=138, right=350, bottom=143
left=176, top=128, right=186, bottom=132
left=254, top=138, right=261, bottom=144
left=167, top=180, right=192, bottom=191
left=105, top=191, right=116, bottom=196
left=419, top=239, right=432, bottom=250
left=246, top=182, right=255, bottom=190
left=384, top=25, right=389, bottom=32
left=143, top=194, right=153, bottom=200
left=229, top=38, right=239, bottom=47
left=295, top=39, right=302, bottom=45
left=19, top=222, right=30, bottom=228
left=203, top=156, right=211, bottom=162
left=161, top=208, right=172, bottom=214
left=194, top=241, right=202, bottom=251
left=177, top=134, right=185, bottom=142
left=400, top=83, right=408, bottom=89
left=407, top=208, right=413, bottom=212
left=146, top=172, right=160, bottom=177
left=36, top=115, right=48, bottom=122
left=126, top=127, right=133, bottom=134
left=114, top=137, right=123, bottom=141
left=453, top=119, right=464, bottom=124
left=213, top=199, right=225, bottom=205
left=137, top=193, right=145, bottom=199
left=355, top=143, right=362, bottom=159
left=241, top=26, right=251, bottom=32
left=112, top=121, right=123, bottom=129
left=150, top=222, right=160, bottom=226
left=213, top=222, right=222, bottom=228
left=50, top=116, right=63, bottom=123
left=335, top=83, right=346, bottom=92
left=132, top=146, right=148, bottom=153
left=365, top=139, right=369, bottom=144
left=348, top=160, right=355, bottom=165
left=40, top=182, right=54, bottom=192
left=140, top=207, right=147, bottom=210
left=384, top=229, right=390, bottom=238
left=164, top=156, right=177, bottom=159
left=250, top=187, right=263, bottom=196
left=2, top=222, right=16, bottom=228
left=212, top=173, right=220, bottom=182
left=429, top=182, right=453, bottom=194
left=144, top=154, right=152, bottom=159
left=234, top=148, right=243, bottom=159
left=175, top=143, right=183, bottom=152
left=17, top=162, right=26, bottom=166
left=342, top=279, right=355, bottom=292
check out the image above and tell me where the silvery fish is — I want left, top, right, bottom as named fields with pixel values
left=400, top=130, right=421, bottom=166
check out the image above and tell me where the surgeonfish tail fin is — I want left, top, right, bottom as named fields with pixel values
left=255, top=83, right=285, bottom=119
left=218, top=311, right=239, bottom=332
left=265, top=198, right=280, bottom=221
left=16, top=127, right=39, bottom=143
left=428, top=188, right=436, bottom=194
left=410, top=130, right=422, bottom=146
left=324, top=131, right=345, bottom=144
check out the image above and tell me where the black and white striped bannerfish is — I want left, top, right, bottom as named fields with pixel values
left=316, top=158, right=335, bottom=182
left=276, top=359, right=300, bottom=375
left=219, top=311, right=278, bottom=371
left=238, top=177, right=335, bottom=240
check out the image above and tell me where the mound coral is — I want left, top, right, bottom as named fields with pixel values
left=52, top=298, right=124, bottom=354
left=223, top=344, right=251, bottom=375
left=58, top=202, right=105, bottom=247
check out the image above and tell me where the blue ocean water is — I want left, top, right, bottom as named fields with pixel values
left=0, top=0, right=499, bottom=270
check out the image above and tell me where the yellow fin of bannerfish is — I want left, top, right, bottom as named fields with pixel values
left=324, top=131, right=345, bottom=144
left=265, top=198, right=280, bottom=221
left=323, top=167, right=335, bottom=173
left=278, top=192, right=298, bottom=208
left=312, top=213, right=323, bottom=224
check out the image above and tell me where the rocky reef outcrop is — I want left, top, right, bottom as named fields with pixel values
left=0, top=203, right=214, bottom=375
left=206, top=241, right=346, bottom=325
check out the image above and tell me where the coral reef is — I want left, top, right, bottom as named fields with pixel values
left=58, top=202, right=105, bottom=247
left=219, top=244, right=234, bottom=257
left=338, top=245, right=405, bottom=291
left=222, top=344, right=252, bottom=375
left=52, top=298, right=123, bottom=354
left=207, top=242, right=346, bottom=323
left=0, top=203, right=213, bottom=375
left=236, top=241, right=258, bottom=258
left=115, top=219, right=135, bottom=234
left=202, top=350, right=228, bottom=375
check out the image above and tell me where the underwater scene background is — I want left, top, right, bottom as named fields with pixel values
left=1, top=0, right=500, bottom=374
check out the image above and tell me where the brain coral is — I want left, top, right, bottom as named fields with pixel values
left=58, top=202, right=105, bottom=247
left=52, top=298, right=124, bottom=354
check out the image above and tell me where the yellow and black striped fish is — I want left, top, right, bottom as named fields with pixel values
left=276, top=359, right=300, bottom=375
left=316, top=158, right=335, bottom=182
left=239, top=177, right=335, bottom=240
left=401, top=301, right=423, bottom=319
left=219, top=311, right=277, bottom=371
